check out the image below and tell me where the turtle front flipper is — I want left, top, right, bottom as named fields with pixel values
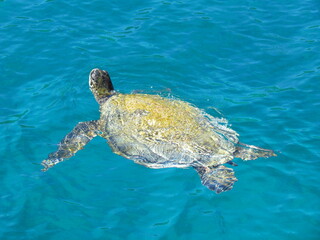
left=41, top=121, right=99, bottom=171
left=194, top=165, right=238, bottom=193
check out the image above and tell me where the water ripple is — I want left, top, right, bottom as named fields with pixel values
left=0, top=0, right=319, bottom=239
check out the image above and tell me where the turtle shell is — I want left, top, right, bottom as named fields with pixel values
left=99, top=93, right=239, bottom=168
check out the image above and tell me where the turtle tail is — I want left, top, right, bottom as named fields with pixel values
left=234, top=142, right=276, bottom=160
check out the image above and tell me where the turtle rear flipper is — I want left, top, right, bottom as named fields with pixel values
left=194, top=165, right=238, bottom=194
left=234, top=142, right=277, bottom=161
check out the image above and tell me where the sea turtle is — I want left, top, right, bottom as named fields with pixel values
left=41, top=68, right=276, bottom=193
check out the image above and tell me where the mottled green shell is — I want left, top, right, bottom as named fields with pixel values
left=98, top=93, right=239, bottom=168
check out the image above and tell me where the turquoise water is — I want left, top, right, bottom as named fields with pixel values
left=1, top=0, right=319, bottom=239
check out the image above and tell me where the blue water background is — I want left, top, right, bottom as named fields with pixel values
left=1, top=0, right=319, bottom=239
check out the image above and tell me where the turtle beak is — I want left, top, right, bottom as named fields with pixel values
left=89, top=68, right=114, bottom=91
left=90, top=68, right=101, bottom=81
left=89, top=68, right=101, bottom=87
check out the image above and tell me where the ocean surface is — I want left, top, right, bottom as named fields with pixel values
left=1, top=0, right=319, bottom=239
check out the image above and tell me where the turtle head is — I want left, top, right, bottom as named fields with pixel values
left=89, top=68, right=114, bottom=104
